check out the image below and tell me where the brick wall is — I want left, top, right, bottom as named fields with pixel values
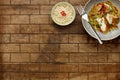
left=0, top=0, right=120, bottom=80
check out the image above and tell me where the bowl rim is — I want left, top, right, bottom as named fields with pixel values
left=51, top=2, right=76, bottom=26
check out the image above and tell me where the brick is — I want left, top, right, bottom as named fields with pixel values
left=89, top=64, right=99, bottom=72
left=69, top=34, right=88, bottom=43
left=50, top=73, right=68, bottom=80
left=70, top=54, right=88, bottom=62
left=21, top=25, right=39, bottom=33
left=70, top=0, right=88, bottom=5
left=30, top=53, right=49, bottom=63
left=20, top=6, right=39, bottom=14
left=0, top=34, right=10, bottom=43
left=40, top=64, right=60, bottom=72
left=0, top=15, right=10, bottom=24
left=31, top=0, right=49, bottom=5
left=98, top=44, right=120, bottom=52
left=11, top=15, right=29, bottom=24
left=1, top=53, right=10, bottom=63
left=30, top=53, right=40, bottom=62
left=10, top=64, right=20, bottom=72
left=36, top=73, right=49, bottom=78
left=11, top=53, right=30, bottom=62
left=0, top=64, right=8, bottom=71
left=0, top=65, right=1, bottom=70
left=60, top=44, right=78, bottom=52
left=31, top=78, right=49, bottom=80
left=0, top=6, right=19, bottom=14
left=0, top=72, right=10, bottom=80
left=79, top=64, right=89, bottom=72
left=60, top=35, right=69, bottom=43
left=11, top=34, right=29, bottom=43
left=89, top=73, right=107, bottom=80
left=79, top=64, right=98, bottom=72
left=88, top=37, right=99, bottom=43
left=108, top=73, right=120, bottom=80
left=32, top=77, right=49, bottom=80
left=21, top=44, right=39, bottom=52
left=29, top=64, right=41, bottom=72
left=50, top=53, right=69, bottom=63
left=11, top=0, right=30, bottom=4
left=30, top=73, right=49, bottom=80
left=40, top=44, right=60, bottom=52
left=20, top=64, right=30, bottom=72
left=108, top=54, right=120, bottom=62
left=79, top=44, right=97, bottom=52
left=10, top=72, right=29, bottom=80
left=60, top=64, right=78, bottom=72
left=89, top=53, right=108, bottom=63
left=40, top=6, right=52, bottom=14
left=30, top=34, right=48, bottom=43
left=109, top=37, right=120, bottom=43
left=99, top=64, right=120, bottom=72
left=50, top=0, right=68, bottom=4
left=0, top=64, right=11, bottom=72
left=68, top=25, right=86, bottom=34
left=30, top=15, right=49, bottom=24
left=69, top=73, right=87, bottom=80
left=0, top=44, right=19, bottom=52
left=40, top=25, right=57, bottom=33
left=0, top=25, right=20, bottom=33
left=0, top=0, right=10, bottom=4
left=47, top=34, right=68, bottom=43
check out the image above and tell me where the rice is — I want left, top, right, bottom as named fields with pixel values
left=51, top=2, right=75, bottom=26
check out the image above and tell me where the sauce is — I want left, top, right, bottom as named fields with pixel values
left=60, top=11, right=67, bottom=16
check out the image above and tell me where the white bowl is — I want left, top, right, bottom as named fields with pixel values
left=51, top=2, right=76, bottom=26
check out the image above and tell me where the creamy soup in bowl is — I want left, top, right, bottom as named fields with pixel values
left=51, top=2, right=76, bottom=26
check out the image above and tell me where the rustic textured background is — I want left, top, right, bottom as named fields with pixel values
left=0, top=0, right=120, bottom=80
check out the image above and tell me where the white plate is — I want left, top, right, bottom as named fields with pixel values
left=82, top=0, right=120, bottom=40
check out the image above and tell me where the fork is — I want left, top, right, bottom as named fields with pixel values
left=76, top=5, right=103, bottom=44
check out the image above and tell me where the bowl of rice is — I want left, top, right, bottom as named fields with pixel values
left=51, top=2, right=76, bottom=26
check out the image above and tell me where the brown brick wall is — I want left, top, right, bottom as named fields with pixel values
left=0, top=0, right=120, bottom=80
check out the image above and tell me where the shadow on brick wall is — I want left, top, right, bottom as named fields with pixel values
left=38, top=24, right=71, bottom=64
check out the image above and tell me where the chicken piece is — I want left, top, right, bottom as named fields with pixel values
left=106, top=13, right=118, bottom=24
left=96, top=17, right=107, bottom=32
